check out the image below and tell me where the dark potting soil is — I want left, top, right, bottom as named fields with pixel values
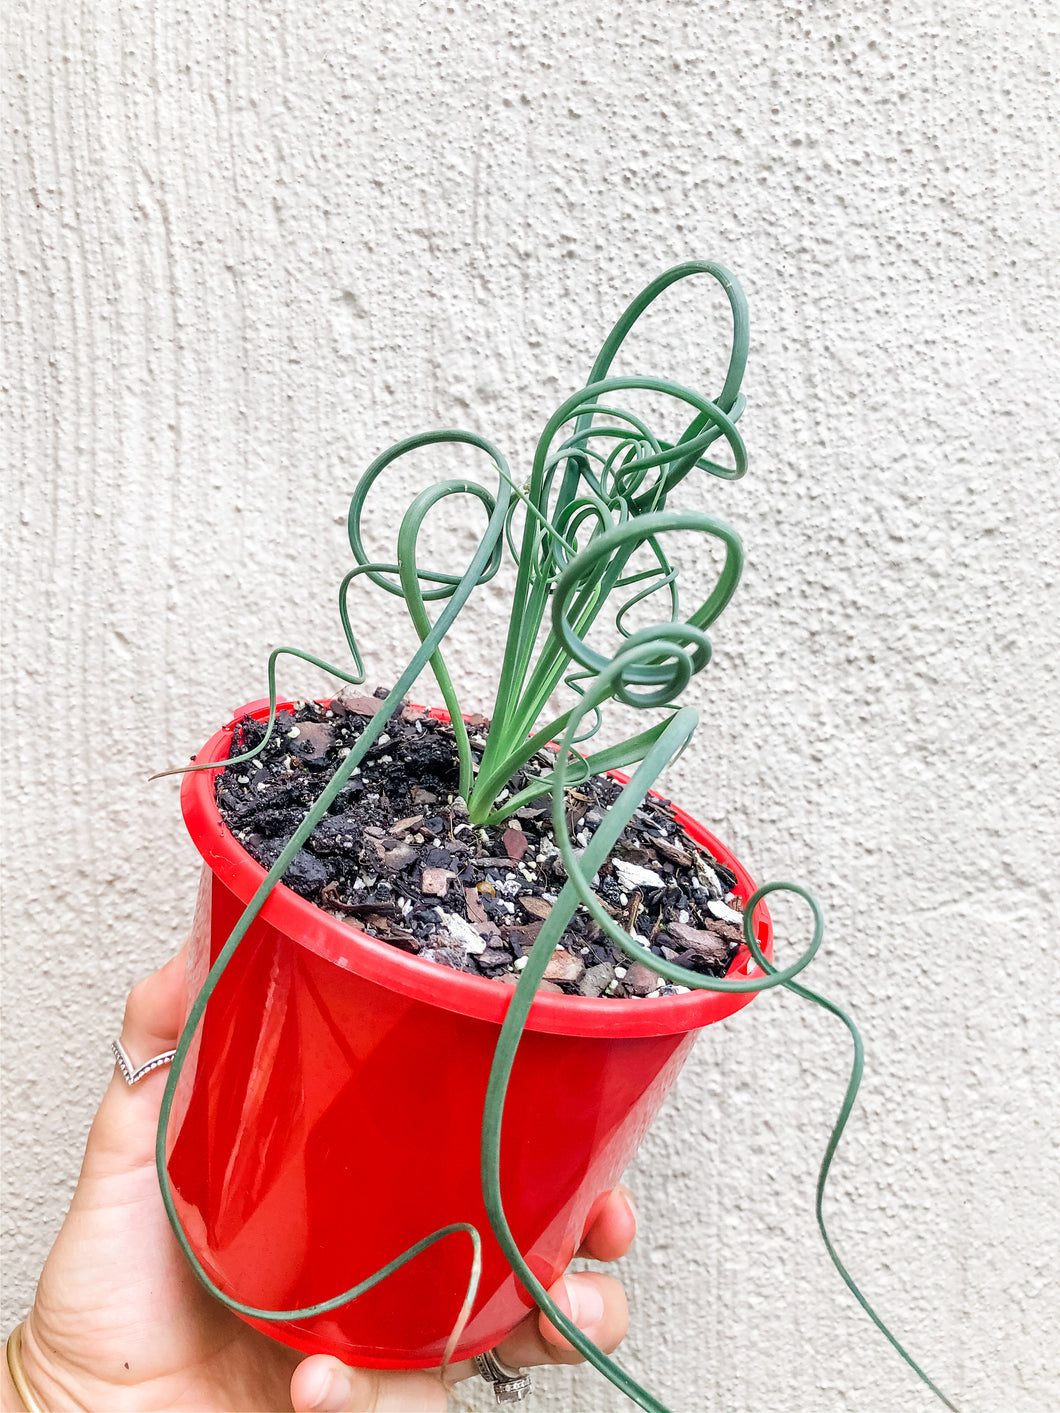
left=214, top=690, right=747, bottom=999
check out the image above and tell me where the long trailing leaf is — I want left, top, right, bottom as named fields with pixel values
left=155, top=431, right=512, bottom=1359
left=480, top=650, right=961, bottom=1413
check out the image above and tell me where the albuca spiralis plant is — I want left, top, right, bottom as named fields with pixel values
left=193, top=260, right=749, bottom=826
left=155, top=263, right=960, bottom=1412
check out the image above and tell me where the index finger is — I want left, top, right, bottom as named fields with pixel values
left=577, top=1185, right=638, bottom=1261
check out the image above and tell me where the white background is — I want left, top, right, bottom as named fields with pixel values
left=3, top=2, right=1058, bottom=1409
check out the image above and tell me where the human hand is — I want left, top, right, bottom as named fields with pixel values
left=3, top=947, right=635, bottom=1412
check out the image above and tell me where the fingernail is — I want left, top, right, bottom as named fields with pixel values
left=620, top=1186, right=639, bottom=1232
left=307, top=1365, right=352, bottom=1412
left=565, top=1274, right=606, bottom=1331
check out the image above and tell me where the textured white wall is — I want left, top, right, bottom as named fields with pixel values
left=3, top=2, right=1059, bottom=1410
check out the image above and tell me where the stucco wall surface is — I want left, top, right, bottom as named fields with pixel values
left=3, top=2, right=1059, bottom=1410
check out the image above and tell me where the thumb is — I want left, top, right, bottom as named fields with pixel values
left=292, top=1356, right=448, bottom=1412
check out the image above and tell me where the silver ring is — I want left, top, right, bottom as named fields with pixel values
left=111, top=1038, right=177, bottom=1085
left=474, top=1348, right=533, bottom=1404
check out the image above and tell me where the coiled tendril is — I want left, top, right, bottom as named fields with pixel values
left=154, top=263, right=960, bottom=1411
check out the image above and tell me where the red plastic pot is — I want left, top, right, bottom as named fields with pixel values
left=166, top=700, right=773, bottom=1368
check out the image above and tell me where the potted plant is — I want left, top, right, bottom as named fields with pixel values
left=155, top=263, right=958, bottom=1411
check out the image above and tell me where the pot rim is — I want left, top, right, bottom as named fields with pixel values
left=180, top=698, right=773, bottom=1039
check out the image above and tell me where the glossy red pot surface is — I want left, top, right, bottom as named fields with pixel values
left=166, top=700, right=772, bottom=1367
